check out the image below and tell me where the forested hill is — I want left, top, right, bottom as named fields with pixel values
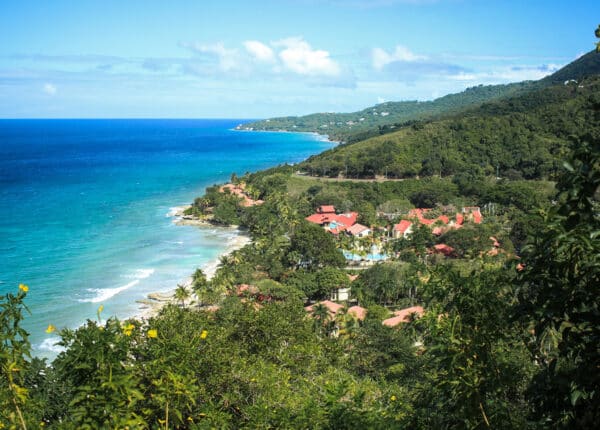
left=538, top=50, right=600, bottom=85
left=239, top=81, right=533, bottom=142
left=240, top=49, right=600, bottom=143
left=298, top=75, right=600, bottom=180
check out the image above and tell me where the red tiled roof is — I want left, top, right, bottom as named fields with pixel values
left=432, top=227, right=443, bottom=236
left=346, top=223, right=370, bottom=236
left=383, top=306, right=424, bottom=327
left=383, top=306, right=425, bottom=327
left=347, top=305, right=367, bottom=321
left=433, top=244, right=454, bottom=256
left=455, top=213, right=464, bottom=225
left=305, top=300, right=345, bottom=316
left=473, top=210, right=482, bottom=224
left=394, top=306, right=424, bottom=320
left=393, top=220, right=412, bottom=234
left=336, top=212, right=358, bottom=226
left=438, top=215, right=450, bottom=224
left=306, top=213, right=329, bottom=224
left=317, top=205, right=336, bottom=214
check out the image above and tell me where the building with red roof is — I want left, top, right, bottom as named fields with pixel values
left=305, top=207, right=359, bottom=235
left=347, top=305, right=367, bottom=321
left=346, top=223, right=371, bottom=238
left=305, top=300, right=345, bottom=318
left=433, top=244, right=455, bottom=257
left=317, top=205, right=336, bottom=214
left=455, top=213, right=464, bottom=226
left=383, top=305, right=424, bottom=327
left=393, top=220, right=413, bottom=239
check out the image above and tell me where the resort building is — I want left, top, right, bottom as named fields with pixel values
left=346, top=223, right=371, bottom=238
left=219, top=183, right=264, bottom=207
left=382, top=305, right=425, bottom=327
left=393, top=220, right=413, bottom=239
left=330, top=285, right=351, bottom=302
left=347, top=305, right=367, bottom=321
left=305, top=300, right=345, bottom=319
left=305, top=205, right=359, bottom=235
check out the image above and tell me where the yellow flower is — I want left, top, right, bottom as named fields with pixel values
left=122, top=323, right=135, bottom=336
left=147, top=329, right=158, bottom=338
left=19, top=283, right=29, bottom=292
left=200, top=330, right=208, bottom=339
left=390, top=395, right=397, bottom=402
left=45, top=324, right=56, bottom=334
left=97, top=304, right=104, bottom=313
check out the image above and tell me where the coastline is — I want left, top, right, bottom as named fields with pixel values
left=135, top=206, right=251, bottom=319
left=233, top=126, right=341, bottom=146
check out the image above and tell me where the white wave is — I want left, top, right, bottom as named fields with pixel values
left=121, top=268, right=155, bottom=280
left=134, top=268, right=155, bottom=279
left=38, top=336, right=65, bottom=354
left=79, top=268, right=155, bottom=303
left=166, top=206, right=188, bottom=218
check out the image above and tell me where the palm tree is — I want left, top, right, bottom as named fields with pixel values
left=174, top=283, right=191, bottom=308
left=311, top=303, right=331, bottom=336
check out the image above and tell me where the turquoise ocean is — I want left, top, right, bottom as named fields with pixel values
left=0, top=119, right=331, bottom=358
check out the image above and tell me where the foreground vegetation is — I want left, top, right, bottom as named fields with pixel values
left=2, top=136, right=598, bottom=429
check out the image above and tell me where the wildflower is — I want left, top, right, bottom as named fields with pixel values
left=122, top=323, right=135, bottom=336
left=19, top=283, right=29, bottom=292
left=147, top=329, right=158, bottom=338
left=390, top=395, right=397, bottom=402
left=45, top=324, right=56, bottom=334
left=200, top=329, right=208, bottom=339
left=98, top=304, right=104, bottom=313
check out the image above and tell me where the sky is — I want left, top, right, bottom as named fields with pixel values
left=0, top=0, right=598, bottom=118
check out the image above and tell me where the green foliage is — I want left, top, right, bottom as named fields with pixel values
left=353, top=262, right=421, bottom=306
left=516, top=138, right=600, bottom=428
left=300, top=77, right=600, bottom=180
left=414, top=267, right=534, bottom=429
left=52, top=317, right=146, bottom=428
left=0, top=286, right=31, bottom=429
left=242, top=80, right=536, bottom=142
left=287, top=221, right=346, bottom=270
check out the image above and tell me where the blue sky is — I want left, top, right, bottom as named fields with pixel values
left=1, top=0, right=598, bottom=118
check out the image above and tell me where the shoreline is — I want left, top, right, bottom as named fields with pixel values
left=233, top=126, right=342, bottom=146
left=135, top=207, right=251, bottom=319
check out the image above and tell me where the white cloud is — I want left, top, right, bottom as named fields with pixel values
left=243, top=40, right=275, bottom=62
left=43, top=83, right=57, bottom=95
left=448, top=63, right=562, bottom=83
left=274, top=37, right=341, bottom=76
left=189, top=42, right=240, bottom=72
left=372, top=45, right=427, bottom=70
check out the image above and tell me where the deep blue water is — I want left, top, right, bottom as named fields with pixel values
left=0, top=119, right=331, bottom=358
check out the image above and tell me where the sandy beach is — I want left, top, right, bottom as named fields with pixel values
left=135, top=219, right=251, bottom=319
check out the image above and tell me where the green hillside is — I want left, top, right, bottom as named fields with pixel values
left=240, top=50, right=600, bottom=143
left=299, top=75, right=600, bottom=180
left=239, top=81, right=532, bottom=142
left=538, top=50, right=600, bottom=85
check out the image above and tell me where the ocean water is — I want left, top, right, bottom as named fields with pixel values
left=0, top=119, right=331, bottom=358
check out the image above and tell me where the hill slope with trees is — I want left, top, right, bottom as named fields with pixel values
left=299, top=75, right=600, bottom=180
left=241, top=49, right=600, bottom=143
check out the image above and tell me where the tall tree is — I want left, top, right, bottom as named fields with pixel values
left=516, top=138, right=600, bottom=428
